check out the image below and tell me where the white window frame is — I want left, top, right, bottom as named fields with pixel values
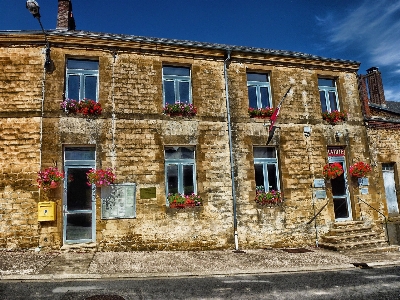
left=318, top=78, right=339, bottom=113
left=254, top=147, right=280, bottom=192
left=162, top=66, right=192, bottom=105
left=66, top=59, right=99, bottom=101
left=247, top=73, right=272, bottom=109
left=165, top=146, right=197, bottom=197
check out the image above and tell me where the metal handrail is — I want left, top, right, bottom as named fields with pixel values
left=357, top=197, right=390, bottom=245
left=307, top=200, right=330, bottom=225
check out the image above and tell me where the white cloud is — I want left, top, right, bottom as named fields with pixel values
left=321, top=0, right=400, bottom=101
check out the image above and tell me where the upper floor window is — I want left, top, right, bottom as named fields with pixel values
left=66, top=59, right=99, bottom=101
left=165, top=146, right=196, bottom=196
left=318, top=78, right=339, bottom=113
left=254, top=147, right=280, bottom=192
left=163, top=66, right=192, bottom=105
left=247, top=73, right=272, bottom=109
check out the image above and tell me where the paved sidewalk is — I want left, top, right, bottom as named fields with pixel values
left=1, top=246, right=400, bottom=280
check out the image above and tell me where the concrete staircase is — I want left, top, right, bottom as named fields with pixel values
left=319, top=221, right=393, bottom=252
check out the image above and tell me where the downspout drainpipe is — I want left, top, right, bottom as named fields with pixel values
left=224, top=50, right=239, bottom=251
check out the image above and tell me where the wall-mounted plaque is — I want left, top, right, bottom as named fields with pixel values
left=313, top=179, right=326, bottom=188
left=140, top=187, right=156, bottom=199
left=315, top=190, right=327, bottom=199
left=101, top=183, right=136, bottom=219
left=358, top=178, right=369, bottom=186
left=360, top=188, right=369, bottom=195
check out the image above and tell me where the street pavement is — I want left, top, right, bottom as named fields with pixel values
left=1, top=246, right=400, bottom=281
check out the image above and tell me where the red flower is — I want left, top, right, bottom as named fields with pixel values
left=323, top=162, right=343, bottom=179
left=349, top=162, right=372, bottom=178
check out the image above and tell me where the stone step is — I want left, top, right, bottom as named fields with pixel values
left=319, top=239, right=389, bottom=251
left=326, top=226, right=374, bottom=236
left=333, top=221, right=364, bottom=228
left=345, top=245, right=399, bottom=254
left=321, top=232, right=384, bottom=244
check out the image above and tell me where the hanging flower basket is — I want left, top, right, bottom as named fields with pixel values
left=322, top=110, right=347, bottom=125
left=60, top=98, right=102, bottom=116
left=322, top=162, right=344, bottom=180
left=37, top=167, right=64, bottom=190
left=248, top=107, right=274, bottom=118
left=349, top=162, right=372, bottom=178
left=254, top=187, right=283, bottom=206
left=163, top=102, right=197, bottom=117
left=86, top=168, right=116, bottom=187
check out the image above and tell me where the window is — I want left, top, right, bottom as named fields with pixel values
left=254, top=147, right=280, bottom=192
left=162, top=66, right=191, bottom=105
left=165, top=146, right=196, bottom=196
left=318, top=78, right=339, bottom=113
left=247, top=73, right=272, bottom=109
left=66, top=59, right=99, bottom=101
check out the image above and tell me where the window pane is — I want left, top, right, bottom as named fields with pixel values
left=65, top=147, right=95, bottom=160
left=85, top=76, right=97, bottom=100
left=67, top=59, right=99, bottom=70
left=260, top=87, right=270, bottom=107
left=247, top=73, right=268, bottom=82
left=165, top=147, right=195, bottom=159
left=248, top=86, right=258, bottom=108
left=320, top=91, right=328, bottom=113
left=183, top=165, right=194, bottom=195
left=254, top=147, right=276, bottom=158
left=163, top=66, right=190, bottom=76
left=267, top=164, right=278, bottom=191
left=67, top=75, right=80, bottom=100
left=331, top=164, right=346, bottom=196
left=254, top=164, right=264, bottom=188
left=164, top=80, right=175, bottom=105
left=179, top=81, right=190, bottom=103
left=167, top=164, right=178, bottom=194
left=328, top=91, right=338, bottom=111
left=318, top=78, right=335, bottom=87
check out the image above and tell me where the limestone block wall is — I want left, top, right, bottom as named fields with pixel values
left=0, top=47, right=44, bottom=249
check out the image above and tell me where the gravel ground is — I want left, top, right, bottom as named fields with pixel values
left=87, top=248, right=353, bottom=275
left=0, top=250, right=60, bottom=275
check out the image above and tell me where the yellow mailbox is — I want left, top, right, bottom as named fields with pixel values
left=38, top=202, right=56, bottom=221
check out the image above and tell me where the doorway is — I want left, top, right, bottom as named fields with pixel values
left=382, top=163, right=399, bottom=214
left=328, top=153, right=352, bottom=221
left=63, top=147, right=96, bottom=244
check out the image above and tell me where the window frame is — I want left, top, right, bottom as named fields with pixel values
left=162, top=66, right=192, bottom=105
left=247, top=72, right=272, bottom=109
left=318, top=77, right=339, bottom=113
left=253, top=147, right=280, bottom=192
left=164, top=146, right=197, bottom=198
left=66, top=58, right=99, bottom=101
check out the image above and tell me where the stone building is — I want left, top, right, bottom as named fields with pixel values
left=0, top=0, right=396, bottom=250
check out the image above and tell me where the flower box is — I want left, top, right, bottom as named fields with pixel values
left=60, top=98, right=102, bottom=116
left=248, top=107, right=274, bottom=119
left=167, top=193, right=202, bottom=208
left=322, top=110, right=347, bottom=125
left=254, top=188, right=283, bottom=206
left=163, top=102, right=197, bottom=118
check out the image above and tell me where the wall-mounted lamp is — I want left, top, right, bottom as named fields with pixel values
left=26, top=0, right=52, bottom=69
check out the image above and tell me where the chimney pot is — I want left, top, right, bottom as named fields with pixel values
left=56, top=0, right=75, bottom=31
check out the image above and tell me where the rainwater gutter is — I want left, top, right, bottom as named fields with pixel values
left=224, top=50, right=239, bottom=251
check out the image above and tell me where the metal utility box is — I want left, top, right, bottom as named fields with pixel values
left=38, top=202, right=56, bottom=221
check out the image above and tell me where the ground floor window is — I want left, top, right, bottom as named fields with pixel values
left=254, top=147, right=280, bottom=192
left=165, top=146, right=196, bottom=195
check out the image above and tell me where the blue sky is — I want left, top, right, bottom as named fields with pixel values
left=2, top=0, right=400, bottom=101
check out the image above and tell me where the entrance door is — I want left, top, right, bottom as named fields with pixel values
left=329, top=156, right=352, bottom=221
left=63, top=147, right=96, bottom=244
left=382, top=164, right=399, bottom=214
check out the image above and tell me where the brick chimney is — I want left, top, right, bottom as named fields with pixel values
left=56, top=0, right=76, bottom=31
left=366, top=67, right=386, bottom=107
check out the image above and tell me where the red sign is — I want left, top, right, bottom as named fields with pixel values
left=328, top=148, right=345, bottom=157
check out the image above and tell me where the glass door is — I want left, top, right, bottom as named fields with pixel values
left=63, top=147, right=96, bottom=244
left=382, top=164, right=399, bottom=214
left=329, top=156, right=352, bottom=221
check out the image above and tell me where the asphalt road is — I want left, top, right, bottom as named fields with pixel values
left=0, top=266, right=399, bottom=299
